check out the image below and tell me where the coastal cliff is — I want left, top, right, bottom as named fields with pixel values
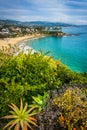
left=51, top=31, right=79, bottom=37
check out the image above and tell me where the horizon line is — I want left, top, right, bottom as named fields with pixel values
left=0, top=18, right=87, bottom=26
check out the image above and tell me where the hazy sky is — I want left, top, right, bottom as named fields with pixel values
left=0, top=0, right=87, bottom=25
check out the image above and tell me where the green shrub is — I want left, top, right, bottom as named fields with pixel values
left=0, top=49, right=61, bottom=117
left=55, top=61, right=75, bottom=84
left=0, top=49, right=61, bottom=89
left=0, top=47, right=87, bottom=120
left=55, top=61, right=87, bottom=84
left=31, top=92, right=48, bottom=111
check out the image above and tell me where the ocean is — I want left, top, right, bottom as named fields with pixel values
left=24, top=26, right=87, bottom=73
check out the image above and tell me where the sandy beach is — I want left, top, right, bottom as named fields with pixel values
left=0, top=33, right=45, bottom=49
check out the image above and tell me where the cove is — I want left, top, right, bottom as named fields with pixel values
left=25, top=27, right=87, bottom=73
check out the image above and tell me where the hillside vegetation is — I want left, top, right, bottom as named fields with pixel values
left=0, top=46, right=87, bottom=130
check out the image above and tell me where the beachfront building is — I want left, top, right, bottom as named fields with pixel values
left=43, top=26, right=64, bottom=36
left=0, top=28, right=10, bottom=38
left=15, top=27, right=22, bottom=32
left=1, top=28, right=10, bottom=34
left=25, top=28, right=31, bottom=33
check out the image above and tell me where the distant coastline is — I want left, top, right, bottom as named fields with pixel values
left=0, top=32, right=79, bottom=50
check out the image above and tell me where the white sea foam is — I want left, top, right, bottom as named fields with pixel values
left=15, top=41, right=36, bottom=56
left=15, top=35, right=46, bottom=55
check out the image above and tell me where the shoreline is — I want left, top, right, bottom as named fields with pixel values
left=0, top=33, right=47, bottom=50
left=0, top=32, right=77, bottom=50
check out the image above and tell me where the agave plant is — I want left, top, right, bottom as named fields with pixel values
left=31, top=92, right=48, bottom=111
left=2, top=99, right=38, bottom=130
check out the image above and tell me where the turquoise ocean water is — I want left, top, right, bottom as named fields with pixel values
left=25, top=26, right=87, bottom=73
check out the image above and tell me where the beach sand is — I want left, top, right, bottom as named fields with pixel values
left=0, top=34, right=45, bottom=49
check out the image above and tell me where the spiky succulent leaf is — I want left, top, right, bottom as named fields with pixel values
left=2, top=99, right=38, bottom=130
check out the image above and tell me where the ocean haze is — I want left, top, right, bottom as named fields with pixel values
left=0, top=19, right=75, bottom=26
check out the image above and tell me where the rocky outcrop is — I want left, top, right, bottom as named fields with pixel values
left=56, top=32, right=80, bottom=37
